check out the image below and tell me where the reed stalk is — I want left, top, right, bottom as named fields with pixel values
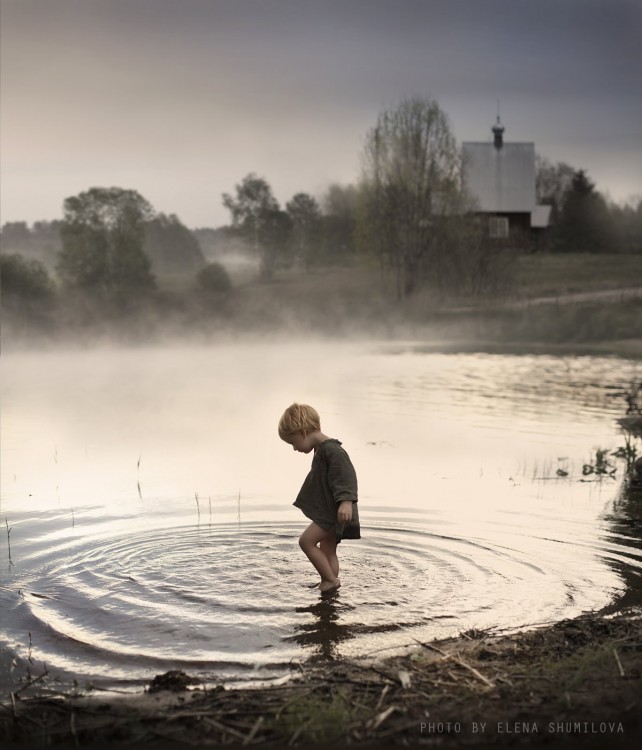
left=5, top=517, right=12, bottom=564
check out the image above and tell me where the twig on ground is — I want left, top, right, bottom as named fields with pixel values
left=613, top=648, right=625, bottom=677
left=243, top=715, right=264, bottom=745
left=451, top=654, right=495, bottom=688
left=367, top=705, right=396, bottom=732
left=373, top=684, right=389, bottom=712
left=201, top=716, right=248, bottom=741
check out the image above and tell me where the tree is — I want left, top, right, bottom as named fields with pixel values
left=1, top=253, right=56, bottom=332
left=143, top=213, right=205, bottom=275
left=553, top=170, right=617, bottom=253
left=608, top=198, right=642, bottom=254
left=535, top=156, right=576, bottom=223
left=222, top=174, right=289, bottom=279
left=286, top=193, right=321, bottom=268
left=359, top=97, right=464, bottom=298
left=1, top=220, right=62, bottom=270
left=1, top=222, right=31, bottom=250
left=1, top=253, right=55, bottom=303
left=57, top=187, right=156, bottom=299
left=319, top=184, right=359, bottom=265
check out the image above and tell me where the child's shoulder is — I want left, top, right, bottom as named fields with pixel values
left=318, top=438, right=350, bottom=459
left=319, top=438, right=342, bottom=451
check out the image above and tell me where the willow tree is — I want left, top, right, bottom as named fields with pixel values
left=360, top=97, right=465, bottom=298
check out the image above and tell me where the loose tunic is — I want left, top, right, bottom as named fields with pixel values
left=293, top=438, right=360, bottom=543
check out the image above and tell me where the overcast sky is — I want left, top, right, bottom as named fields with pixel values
left=2, top=0, right=641, bottom=229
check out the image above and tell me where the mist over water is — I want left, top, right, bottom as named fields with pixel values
left=1, top=341, right=640, bottom=692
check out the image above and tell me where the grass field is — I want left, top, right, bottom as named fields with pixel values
left=512, top=253, right=642, bottom=298
left=157, top=252, right=642, bottom=303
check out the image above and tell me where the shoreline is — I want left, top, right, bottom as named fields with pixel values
left=2, top=606, right=640, bottom=748
left=2, top=332, right=641, bottom=360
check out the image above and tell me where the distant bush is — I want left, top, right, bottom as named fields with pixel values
left=1, top=253, right=55, bottom=302
left=197, top=262, right=232, bottom=293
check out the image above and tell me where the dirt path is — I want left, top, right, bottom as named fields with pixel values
left=509, top=286, right=642, bottom=309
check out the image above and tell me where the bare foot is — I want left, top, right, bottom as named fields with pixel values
left=319, top=578, right=341, bottom=593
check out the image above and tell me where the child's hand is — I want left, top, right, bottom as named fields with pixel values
left=337, top=499, right=353, bottom=524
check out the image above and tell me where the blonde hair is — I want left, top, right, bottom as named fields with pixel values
left=278, top=403, right=321, bottom=439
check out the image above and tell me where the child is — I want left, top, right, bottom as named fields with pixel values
left=278, top=403, right=360, bottom=593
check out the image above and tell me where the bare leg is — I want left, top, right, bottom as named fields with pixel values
left=299, top=523, right=340, bottom=588
left=320, top=537, right=339, bottom=578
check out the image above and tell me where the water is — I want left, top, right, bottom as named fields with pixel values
left=1, top=341, right=640, bottom=693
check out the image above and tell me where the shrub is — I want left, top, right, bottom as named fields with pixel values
left=196, top=262, right=232, bottom=293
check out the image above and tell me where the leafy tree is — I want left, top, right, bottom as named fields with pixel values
left=144, top=213, right=205, bottom=275
left=359, top=97, right=464, bottom=298
left=553, top=170, right=617, bottom=253
left=57, top=187, right=156, bottom=299
left=261, top=208, right=293, bottom=277
left=319, top=184, right=359, bottom=265
left=1, top=253, right=57, bottom=334
left=1, top=222, right=31, bottom=249
left=1, top=253, right=55, bottom=303
left=286, top=193, right=321, bottom=269
left=222, top=174, right=289, bottom=279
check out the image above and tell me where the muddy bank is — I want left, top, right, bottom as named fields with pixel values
left=2, top=608, right=640, bottom=749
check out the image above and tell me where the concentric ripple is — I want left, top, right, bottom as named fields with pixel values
left=2, top=346, right=641, bottom=693
left=2, top=501, right=639, bottom=692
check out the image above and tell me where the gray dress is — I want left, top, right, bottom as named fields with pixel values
left=293, top=439, right=361, bottom=543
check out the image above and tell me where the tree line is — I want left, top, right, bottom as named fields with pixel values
left=2, top=96, right=641, bottom=329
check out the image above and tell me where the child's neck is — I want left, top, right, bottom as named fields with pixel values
left=310, top=431, right=330, bottom=451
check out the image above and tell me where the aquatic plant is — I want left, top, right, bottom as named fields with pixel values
left=612, top=437, right=638, bottom=473
left=582, top=448, right=617, bottom=478
left=622, top=379, right=642, bottom=415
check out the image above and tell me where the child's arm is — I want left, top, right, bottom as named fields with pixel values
left=337, top=500, right=353, bottom=524
left=327, top=447, right=358, bottom=524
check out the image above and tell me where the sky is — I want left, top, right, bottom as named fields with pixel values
left=1, top=0, right=641, bottom=229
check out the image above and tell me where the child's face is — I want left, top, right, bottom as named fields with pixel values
left=284, top=431, right=314, bottom=454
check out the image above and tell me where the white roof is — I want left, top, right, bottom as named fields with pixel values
left=462, top=141, right=536, bottom=213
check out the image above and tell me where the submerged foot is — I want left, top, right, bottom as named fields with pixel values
left=319, top=578, right=341, bottom=593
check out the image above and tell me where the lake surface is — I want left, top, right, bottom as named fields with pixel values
left=1, top=341, right=641, bottom=693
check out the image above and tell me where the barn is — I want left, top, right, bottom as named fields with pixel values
left=462, top=118, right=551, bottom=250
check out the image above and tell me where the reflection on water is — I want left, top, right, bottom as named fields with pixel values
left=601, top=482, right=642, bottom=613
left=0, top=342, right=640, bottom=693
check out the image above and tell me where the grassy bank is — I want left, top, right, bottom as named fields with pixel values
left=2, top=608, right=640, bottom=748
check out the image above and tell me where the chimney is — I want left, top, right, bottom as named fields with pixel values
left=492, top=116, right=505, bottom=149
